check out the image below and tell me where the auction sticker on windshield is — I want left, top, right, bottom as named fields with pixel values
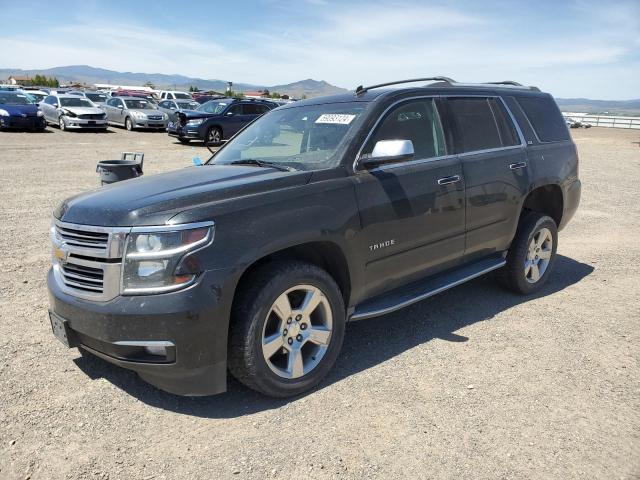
left=315, top=114, right=356, bottom=125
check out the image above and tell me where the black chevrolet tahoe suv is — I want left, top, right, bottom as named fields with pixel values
left=48, top=77, right=581, bottom=398
left=166, top=97, right=277, bottom=145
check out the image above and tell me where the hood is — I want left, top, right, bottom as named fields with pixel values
left=1, top=103, right=40, bottom=117
left=61, top=106, right=104, bottom=115
left=178, top=110, right=220, bottom=121
left=55, top=164, right=312, bottom=226
left=130, top=108, right=164, bottom=116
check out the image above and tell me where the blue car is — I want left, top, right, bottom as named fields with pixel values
left=167, top=98, right=277, bottom=145
left=0, top=91, right=46, bottom=131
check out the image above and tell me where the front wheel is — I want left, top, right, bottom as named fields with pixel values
left=228, top=261, right=346, bottom=398
left=125, top=117, right=134, bottom=131
left=59, top=116, right=67, bottom=131
left=206, top=126, right=222, bottom=145
left=178, top=138, right=191, bottom=144
left=501, top=213, right=558, bottom=294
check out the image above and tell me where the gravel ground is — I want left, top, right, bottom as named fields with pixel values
left=0, top=126, right=638, bottom=480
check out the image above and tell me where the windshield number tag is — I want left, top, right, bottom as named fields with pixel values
left=315, top=114, right=356, bottom=125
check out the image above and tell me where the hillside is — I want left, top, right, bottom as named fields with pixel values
left=0, top=65, right=348, bottom=98
left=556, top=98, right=640, bottom=116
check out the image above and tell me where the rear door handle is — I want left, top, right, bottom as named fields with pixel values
left=437, top=175, right=461, bottom=185
left=509, top=161, right=527, bottom=170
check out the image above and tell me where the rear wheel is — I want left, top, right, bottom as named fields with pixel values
left=501, top=213, right=558, bottom=294
left=228, top=261, right=346, bottom=398
left=206, top=126, right=222, bottom=145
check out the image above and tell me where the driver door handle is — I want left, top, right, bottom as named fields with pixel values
left=509, top=161, right=527, bottom=170
left=437, top=175, right=461, bottom=185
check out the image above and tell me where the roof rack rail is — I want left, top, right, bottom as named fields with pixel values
left=355, top=77, right=455, bottom=95
left=355, top=77, right=540, bottom=95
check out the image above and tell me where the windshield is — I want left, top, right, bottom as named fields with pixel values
left=210, top=102, right=369, bottom=171
left=0, top=92, right=33, bottom=105
left=86, top=93, right=108, bottom=102
left=177, top=101, right=200, bottom=110
left=198, top=100, right=228, bottom=114
left=124, top=99, right=154, bottom=109
left=60, top=97, right=94, bottom=107
left=28, top=93, right=47, bottom=102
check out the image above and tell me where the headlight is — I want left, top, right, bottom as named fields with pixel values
left=0, top=109, right=9, bottom=116
left=62, top=109, right=77, bottom=118
left=131, top=111, right=146, bottom=119
left=186, top=118, right=204, bottom=126
left=37, top=110, right=44, bottom=117
left=121, top=222, right=214, bottom=294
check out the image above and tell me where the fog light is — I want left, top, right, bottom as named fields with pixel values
left=144, top=345, right=167, bottom=357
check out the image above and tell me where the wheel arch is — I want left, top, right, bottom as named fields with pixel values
left=521, top=184, right=564, bottom=227
left=232, top=241, right=352, bottom=312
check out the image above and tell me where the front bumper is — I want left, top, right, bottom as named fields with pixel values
left=64, top=117, right=108, bottom=129
left=0, top=115, right=46, bottom=130
left=47, top=267, right=237, bottom=396
left=167, top=124, right=201, bottom=139
left=132, top=118, right=168, bottom=129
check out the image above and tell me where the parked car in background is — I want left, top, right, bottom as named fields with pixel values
left=564, top=116, right=592, bottom=128
left=67, top=91, right=110, bottom=109
left=168, top=98, right=276, bottom=144
left=40, top=94, right=108, bottom=131
left=103, top=96, right=168, bottom=130
left=0, top=90, right=46, bottom=131
left=159, top=90, right=193, bottom=100
left=157, top=99, right=200, bottom=122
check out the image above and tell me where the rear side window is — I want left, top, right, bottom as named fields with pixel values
left=516, top=96, right=569, bottom=142
left=446, top=98, right=501, bottom=153
left=488, top=98, right=520, bottom=147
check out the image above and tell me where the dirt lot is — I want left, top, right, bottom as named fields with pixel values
left=0, top=126, right=639, bottom=480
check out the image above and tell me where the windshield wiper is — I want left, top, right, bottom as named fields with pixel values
left=228, top=159, right=297, bottom=172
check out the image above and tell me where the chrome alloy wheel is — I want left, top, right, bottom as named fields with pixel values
left=525, top=227, right=553, bottom=283
left=261, top=285, right=333, bottom=379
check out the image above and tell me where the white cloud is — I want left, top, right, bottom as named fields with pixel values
left=2, top=0, right=638, bottom=98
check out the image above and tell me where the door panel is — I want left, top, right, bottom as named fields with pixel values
left=353, top=98, right=465, bottom=299
left=461, top=147, right=529, bottom=255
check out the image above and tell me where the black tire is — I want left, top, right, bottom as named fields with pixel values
left=228, top=261, right=346, bottom=398
left=206, top=126, right=222, bottom=145
left=501, top=212, right=558, bottom=294
left=125, top=117, right=134, bottom=131
left=178, top=138, right=191, bottom=144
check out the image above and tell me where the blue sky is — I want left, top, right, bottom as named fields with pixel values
left=1, top=0, right=638, bottom=99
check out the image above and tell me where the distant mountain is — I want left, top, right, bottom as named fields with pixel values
left=0, top=65, right=348, bottom=98
left=556, top=98, right=640, bottom=116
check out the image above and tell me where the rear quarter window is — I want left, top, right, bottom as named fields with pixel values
left=516, top=96, right=569, bottom=142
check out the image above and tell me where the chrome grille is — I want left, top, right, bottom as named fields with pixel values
left=60, top=262, right=104, bottom=293
left=52, top=220, right=130, bottom=301
left=55, top=224, right=109, bottom=251
left=147, top=115, right=162, bottom=120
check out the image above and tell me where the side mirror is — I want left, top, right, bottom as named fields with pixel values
left=358, top=139, right=415, bottom=169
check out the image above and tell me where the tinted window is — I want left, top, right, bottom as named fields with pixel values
left=516, top=96, right=569, bottom=142
left=488, top=98, right=520, bottom=147
left=242, top=104, right=262, bottom=115
left=45, top=96, right=57, bottom=105
left=256, top=104, right=270, bottom=114
left=228, top=104, right=243, bottom=115
left=446, top=98, right=502, bottom=153
left=362, top=99, right=446, bottom=160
